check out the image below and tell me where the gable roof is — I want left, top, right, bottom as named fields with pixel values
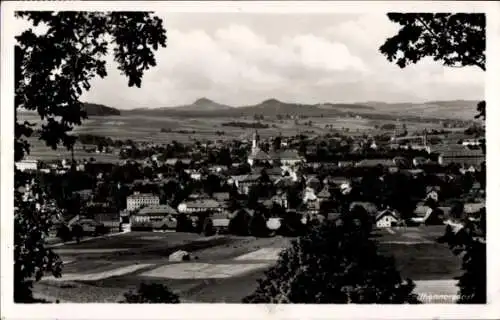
left=212, top=192, right=230, bottom=201
left=249, top=149, right=270, bottom=160
left=265, top=167, right=283, bottom=176
left=317, top=187, right=331, bottom=198
left=355, top=159, right=395, bottom=168
left=278, top=149, right=301, bottom=160
left=138, top=204, right=178, bottom=216
left=182, top=199, right=220, bottom=209
left=231, top=208, right=255, bottom=217
left=375, top=209, right=400, bottom=221
left=464, top=202, right=485, bottom=214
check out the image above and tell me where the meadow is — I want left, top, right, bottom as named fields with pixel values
left=18, top=112, right=454, bottom=162
left=33, top=226, right=461, bottom=303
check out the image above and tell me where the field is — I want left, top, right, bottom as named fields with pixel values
left=33, top=226, right=462, bottom=303
left=18, top=112, right=458, bottom=162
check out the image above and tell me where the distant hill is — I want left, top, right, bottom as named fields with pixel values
left=169, top=98, right=234, bottom=112
left=125, top=98, right=371, bottom=118
left=122, top=98, right=480, bottom=121
left=83, top=103, right=120, bottom=116
left=358, top=100, right=479, bottom=120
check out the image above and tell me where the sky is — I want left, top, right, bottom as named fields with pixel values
left=15, top=12, right=485, bottom=109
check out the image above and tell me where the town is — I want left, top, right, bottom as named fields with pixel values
left=16, top=124, right=485, bottom=238
left=8, top=9, right=488, bottom=307
left=14, top=115, right=486, bottom=303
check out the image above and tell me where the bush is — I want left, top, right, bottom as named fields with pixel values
left=71, top=224, right=84, bottom=243
left=242, top=212, right=420, bottom=303
left=175, top=214, right=194, bottom=233
left=203, top=218, right=215, bottom=237
left=279, top=212, right=306, bottom=237
left=249, top=212, right=268, bottom=237
left=228, top=211, right=252, bottom=236
left=122, top=283, right=180, bottom=303
left=56, top=224, right=72, bottom=242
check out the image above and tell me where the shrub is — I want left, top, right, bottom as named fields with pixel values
left=122, top=283, right=180, bottom=303
left=228, top=210, right=252, bottom=236
left=71, top=224, right=84, bottom=243
left=249, top=212, right=268, bottom=237
left=56, top=224, right=72, bottom=242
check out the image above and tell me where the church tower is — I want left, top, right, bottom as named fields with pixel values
left=252, top=130, right=260, bottom=153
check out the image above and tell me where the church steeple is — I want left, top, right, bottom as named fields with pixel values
left=252, top=130, right=260, bottom=152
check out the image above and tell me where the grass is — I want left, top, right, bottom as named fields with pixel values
left=378, top=242, right=461, bottom=281
left=18, top=112, right=466, bottom=163
left=36, top=227, right=462, bottom=303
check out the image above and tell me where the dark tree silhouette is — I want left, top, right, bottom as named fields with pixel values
left=379, top=13, right=484, bottom=70
left=14, top=11, right=167, bottom=302
left=243, top=210, right=419, bottom=303
left=122, top=283, right=180, bottom=303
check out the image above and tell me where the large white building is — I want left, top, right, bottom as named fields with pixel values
left=126, top=192, right=160, bottom=212
left=15, top=159, right=38, bottom=172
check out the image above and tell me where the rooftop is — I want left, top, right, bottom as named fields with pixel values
left=138, top=204, right=178, bottom=216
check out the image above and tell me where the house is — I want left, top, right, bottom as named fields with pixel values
left=126, top=193, right=160, bottom=212
left=413, top=157, right=428, bottom=167
left=402, top=169, right=425, bottom=178
left=271, top=191, right=289, bottom=209
left=15, top=159, right=38, bottom=172
left=132, top=204, right=178, bottom=230
left=210, top=211, right=232, bottom=231
left=138, top=204, right=178, bottom=216
left=459, top=165, right=477, bottom=174
left=462, top=139, right=481, bottom=147
left=301, top=187, right=321, bottom=214
left=274, top=176, right=296, bottom=189
left=190, top=171, right=202, bottom=181
left=434, top=145, right=484, bottom=167
left=177, top=199, right=221, bottom=214
left=326, top=212, right=342, bottom=222
left=411, top=206, right=445, bottom=225
left=338, top=161, right=354, bottom=168
left=74, top=189, right=93, bottom=202
left=317, top=186, right=331, bottom=202
left=464, top=202, right=485, bottom=215
left=93, top=212, right=121, bottom=230
left=302, top=186, right=318, bottom=203
left=305, top=176, right=321, bottom=191
left=209, top=165, right=228, bottom=173
left=165, top=158, right=178, bottom=166
left=375, top=209, right=400, bottom=228
left=212, top=192, right=230, bottom=203
left=425, top=189, right=439, bottom=203
left=327, top=177, right=351, bottom=189
left=230, top=208, right=255, bottom=220
left=355, top=158, right=396, bottom=168
left=264, top=167, right=283, bottom=178
left=304, top=200, right=321, bottom=215
left=231, top=174, right=260, bottom=195
left=270, top=149, right=303, bottom=166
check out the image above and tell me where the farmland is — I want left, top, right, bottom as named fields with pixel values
left=18, top=112, right=459, bottom=162
left=33, top=226, right=462, bottom=303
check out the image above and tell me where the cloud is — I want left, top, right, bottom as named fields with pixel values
left=11, top=12, right=484, bottom=108
left=83, top=21, right=369, bottom=107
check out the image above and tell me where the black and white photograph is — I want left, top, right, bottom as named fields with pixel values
left=1, top=1, right=498, bottom=319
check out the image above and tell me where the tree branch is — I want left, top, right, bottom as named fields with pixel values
left=415, top=15, right=485, bottom=71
